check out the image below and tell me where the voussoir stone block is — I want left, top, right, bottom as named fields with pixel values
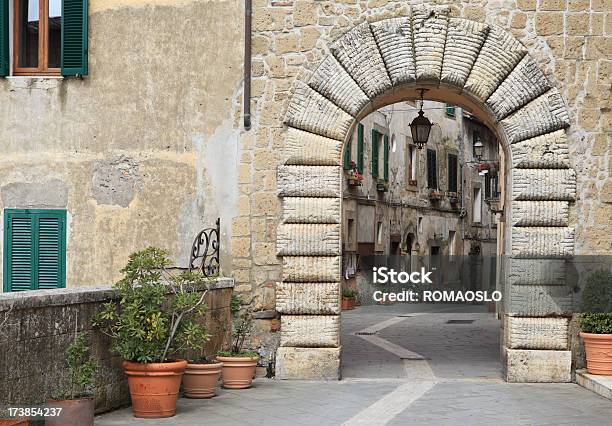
left=511, top=201, right=569, bottom=226
left=505, top=284, right=576, bottom=316
left=510, top=130, right=570, bottom=169
left=501, top=88, right=570, bottom=144
left=487, top=55, right=551, bottom=120
left=506, top=349, right=571, bottom=382
left=283, top=127, right=342, bottom=166
left=276, top=282, right=340, bottom=314
left=277, top=224, right=340, bottom=256
left=308, top=55, right=370, bottom=117
left=283, top=256, right=340, bottom=282
left=511, top=227, right=574, bottom=257
left=512, top=169, right=576, bottom=201
left=465, top=26, right=527, bottom=102
left=506, top=317, right=569, bottom=350
left=280, top=315, right=340, bottom=347
left=330, top=22, right=391, bottom=99
left=275, top=347, right=341, bottom=380
left=506, top=258, right=568, bottom=286
left=285, top=82, right=353, bottom=141
left=370, top=17, right=416, bottom=86
left=277, top=165, right=341, bottom=197
left=283, top=197, right=340, bottom=224
left=412, top=7, right=449, bottom=81
left=441, top=18, right=489, bottom=87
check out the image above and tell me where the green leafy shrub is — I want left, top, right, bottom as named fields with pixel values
left=218, top=312, right=258, bottom=358
left=92, top=247, right=212, bottom=363
left=55, top=333, right=98, bottom=400
left=342, top=288, right=356, bottom=298
left=580, top=313, right=612, bottom=334
left=581, top=269, right=612, bottom=314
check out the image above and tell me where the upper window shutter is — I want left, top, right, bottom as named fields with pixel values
left=448, top=154, right=457, bottom=192
left=4, top=212, right=35, bottom=292
left=427, top=149, right=437, bottom=189
left=0, top=0, right=8, bottom=76
left=343, top=139, right=351, bottom=170
left=37, top=215, right=66, bottom=289
left=383, top=134, right=389, bottom=182
left=357, top=124, right=364, bottom=174
left=371, top=129, right=378, bottom=178
left=61, top=0, right=88, bottom=76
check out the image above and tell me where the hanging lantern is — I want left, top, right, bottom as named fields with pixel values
left=409, top=89, right=433, bottom=149
left=473, top=137, right=484, bottom=161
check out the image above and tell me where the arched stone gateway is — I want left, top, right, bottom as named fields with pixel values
left=274, top=10, right=576, bottom=382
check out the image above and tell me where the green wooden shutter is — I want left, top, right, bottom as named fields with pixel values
left=371, top=129, right=379, bottom=178
left=427, top=149, right=437, bottom=189
left=343, top=139, right=352, bottom=170
left=357, top=124, right=364, bottom=174
left=448, top=153, right=458, bottom=192
left=37, top=216, right=65, bottom=289
left=62, top=0, right=88, bottom=76
left=0, top=0, right=8, bottom=76
left=383, top=134, right=389, bottom=182
left=4, top=213, right=35, bottom=291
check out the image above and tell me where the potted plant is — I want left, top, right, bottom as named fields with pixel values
left=376, top=179, right=389, bottom=192
left=216, top=312, right=259, bottom=389
left=341, top=288, right=356, bottom=310
left=93, top=247, right=211, bottom=418
left=579, top=270, right=612, bottom=375
left=346, top=162, right=363, bottom=186
left=428, top=189, right=442, bottom=200
left=47, top=333, right=98, bottom=426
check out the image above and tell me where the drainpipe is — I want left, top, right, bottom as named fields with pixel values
left=243, top=0, right=252, bottom=130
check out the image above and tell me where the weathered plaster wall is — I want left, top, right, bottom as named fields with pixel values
left=0, top=0, right=245, bottom=286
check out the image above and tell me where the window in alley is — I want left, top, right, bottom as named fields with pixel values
left=473, top=188, right=482, bottom=223
left=448, top=153, right=458, bottom=193
left=407, top=144, right=417, bottom=185
left=427, top=149, right=437, bottom=189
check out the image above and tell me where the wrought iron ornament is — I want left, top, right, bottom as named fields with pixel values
left=189, top=218, right=220, bottom=277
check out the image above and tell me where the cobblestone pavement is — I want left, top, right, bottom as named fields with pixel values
left=96, top=304, right=612, bottom=425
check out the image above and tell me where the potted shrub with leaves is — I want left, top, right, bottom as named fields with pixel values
left=341, top=288, right=356, bottom=310
left=93, top=247, right=211, bottom=418
left=217, top=312, right=259, bottom=389
left=47, top=332, right=98, bottom=426
left=579, top=269, right=612, bottom=375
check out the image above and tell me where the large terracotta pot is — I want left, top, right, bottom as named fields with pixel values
left=46, top=398, right=94, bottom=426
left=341, top=297, right=355, bottom=310
left=123, top=359, right=187, bottom=418
left=216, top=356, right=258, bottom=389
left=580, top=332, right=612, bottom=375
left=0, top=419, right=28, bottom=426
left=183, top=362, right=223, bottom=398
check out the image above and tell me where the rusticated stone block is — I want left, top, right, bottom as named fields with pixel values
left=465, top=26, right=527, bottom=101
left=506, top=258, right=567, bottom=286
left=371, top=17, right=416, bottom=85
left=308, top=55, right=370, bottom=117
left=277, top=165, right=340, bottom=197
left=276, top=282, right=340, bottom=314
left=511, top=227, right=574, bottom=257
left=277, top=224, right=340, bottom=256
left=283, top=197, right=340, bottom=223
left=441, top=18, right=489, bottom=87
left=275, top=347, right=340, bottom=380
left=487, top=55, right=551, bottom=120
left=510, top=130, right=570, bottom=169
left=330, top=22, right=391, bottom=99
left=512, top=169, right=576, bottom=200
left=283, top=256, right=340, bottom=282
left=283, top=127, right=342, bottom=166
left=511, top=201, right=569, bottom=226
left=501, top=88, right=570, bottom=144
left=413, top=7, right=449, bottom=80
left=506, top=349, right=571, bottom=382
left=505, top=284, right=576, bottom=316
left=284, top=82, right=353, bottom=141
left=506, top=317, right=569, bottom=350
left=280, top=315, right=340, bottom=347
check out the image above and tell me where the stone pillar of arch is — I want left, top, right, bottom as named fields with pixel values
left=274, top=9, right=576, bottom=382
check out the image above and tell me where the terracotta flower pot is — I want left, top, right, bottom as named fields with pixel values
left=0, top=419, right=28, bottom=426
left=341, top=297, right=355, bottom=310
left=45, top=398, right=94, bottom=426
left=580, top=332, right=612, bottom=375
left=183, top=362, right=223, bottom=398
left=123, top=359, right=187, bottom=418
left=216, top=356, right=258, bottom=389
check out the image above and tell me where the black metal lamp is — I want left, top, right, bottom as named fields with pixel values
left=410, top=89, right=433, bottom=149
left=473, top=137, right=484, bottom=161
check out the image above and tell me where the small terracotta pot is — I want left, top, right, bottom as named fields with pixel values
left=580, top=332, right=612, bottom=375
left=0, top=419, right=28, bottom=426
left=183, top=362, right=223, bottom=398
left=123, top=359, right=187, bottom=418
left=216, top=356, right=258, bottom=389
left=45, top=398, right=94, bottom=426
left=341, top=297, right=355, bottom=310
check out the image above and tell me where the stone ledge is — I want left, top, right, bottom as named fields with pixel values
left=576, top=370, right=612, bottom=401
left=275, top=347, right=341, bottom=380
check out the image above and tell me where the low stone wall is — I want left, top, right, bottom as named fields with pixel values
left=0, top=278, right=234, bottom=414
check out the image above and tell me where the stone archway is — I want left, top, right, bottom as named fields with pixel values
left=274, top=10, right=576, bottom=382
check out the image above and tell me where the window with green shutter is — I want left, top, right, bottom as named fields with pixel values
left=371, top=129, right=379, bottom=178
left=62, top=0, right=89, bottom=76
left=357, top=123, right=364, bottom=174
left=0, top=0, right=8, bottom=76
left=383, top=134, right=389, bottom=182
left=343, top=139, right=352, bottom=170
left=427, top=149, right=437, bottom=189
left=445, top=104, right=456, bottom=118
left=448, top=153, right=458, bottom=193
left=3, top=209, right=66, bottom=292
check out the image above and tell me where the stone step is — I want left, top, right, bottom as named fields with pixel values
left=576, top=370, right=612, bottom=401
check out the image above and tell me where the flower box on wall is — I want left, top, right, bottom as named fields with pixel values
left=376, top=179, right=389, bottom=192
left=346, top=170, right=363, bottom=187
left=428, top=189, right=442, bottom=200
